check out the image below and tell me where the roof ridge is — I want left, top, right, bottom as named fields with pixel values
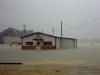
left=20, top=32, right=77, bottom=40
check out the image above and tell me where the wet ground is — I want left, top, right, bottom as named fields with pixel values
left=0, top=64, right=100, bottom=75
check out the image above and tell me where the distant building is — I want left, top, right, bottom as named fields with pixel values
left=4, top=36, right=21, bottom=44
left=20, top=32, right=77, bottom=50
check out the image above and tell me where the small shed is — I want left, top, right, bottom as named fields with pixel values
left=20, top=32, right=77, bottom=50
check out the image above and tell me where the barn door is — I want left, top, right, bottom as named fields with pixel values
left=36, top=41, right=42, bottom=50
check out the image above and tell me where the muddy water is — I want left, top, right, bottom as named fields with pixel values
left=0, top=43, right=100, bottom=64
left=0, top=64, right=100, bottom=75
left=0, top=43, right=100, bottom=75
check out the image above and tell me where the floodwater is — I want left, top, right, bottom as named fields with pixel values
left=0, top=43, right=100, bottom=75
left=0, top=43, right=100, bottom=65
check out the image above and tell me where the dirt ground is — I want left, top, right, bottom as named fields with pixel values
left=0, top=63, right=100, bottom=75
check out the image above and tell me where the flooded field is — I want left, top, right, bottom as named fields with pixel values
left=0, top=43, right=100, bottom=64
left=0, top=43, right=100, bottom=75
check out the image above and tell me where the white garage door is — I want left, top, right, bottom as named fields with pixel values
left=60, top=39, right=75, bottom=49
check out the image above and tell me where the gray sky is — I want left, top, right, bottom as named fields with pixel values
left=0, top=0, right=100, bottom=39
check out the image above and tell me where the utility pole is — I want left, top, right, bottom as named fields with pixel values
left=52, top=27, right=55, bottom=35
left=23, top=25, right=26, bottom=35
left=61, top=20, right=63, bottom=37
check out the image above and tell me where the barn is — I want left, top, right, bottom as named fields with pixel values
left=20, top=32, right=77, bottom=50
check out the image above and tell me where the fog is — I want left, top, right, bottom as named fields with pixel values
left=0, top=0, right=100, bottom=39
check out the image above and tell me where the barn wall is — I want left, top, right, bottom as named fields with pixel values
left=22, top=46, right=36, bottom=49
left=39, top=34, right=55, bottom=46
left=22, top=34, right=56, bottom=46
left=41, top=46, right=56, bottom=49
left=74, top=40, right=77, bottom=48
left=60, top=39, right=76, bottom=49
left=22, top=35, right=36, bottom=46
left=56, top=38, right=60, bottom=49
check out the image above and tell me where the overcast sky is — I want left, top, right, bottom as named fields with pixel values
left=0, top=0, right=100, bottom=39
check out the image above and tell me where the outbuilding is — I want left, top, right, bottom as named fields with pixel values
left=20, top=32, right=77, bottom=50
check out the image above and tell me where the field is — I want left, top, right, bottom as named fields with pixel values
left=0, top=43, right=100, bottom=75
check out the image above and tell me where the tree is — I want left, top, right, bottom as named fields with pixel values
left=0, top=32, right=4, bottom=43
left=2, top=27, right=16, bottom=37
left=0, top=27, right=34, bottom=44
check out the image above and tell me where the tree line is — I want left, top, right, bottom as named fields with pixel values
left=0, top=27, right=34, bottom=44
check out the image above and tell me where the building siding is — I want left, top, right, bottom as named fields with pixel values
left=22, top=34, right=56, bottom=46
left=39, top=34, right=55, bottom=46
left=21, top=32, right=77, bottom=50
left=41, top=46, right=56, bottom=49
left=22, top=46, right=36, bottom=49
left=60, top=38, right=75, bottom=49
left=56, top=38, right=60, bottom=49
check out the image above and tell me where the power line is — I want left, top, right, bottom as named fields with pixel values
left=63, top=17, right=100, bottom=37
left=64, top=17, right=100, bottom=31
